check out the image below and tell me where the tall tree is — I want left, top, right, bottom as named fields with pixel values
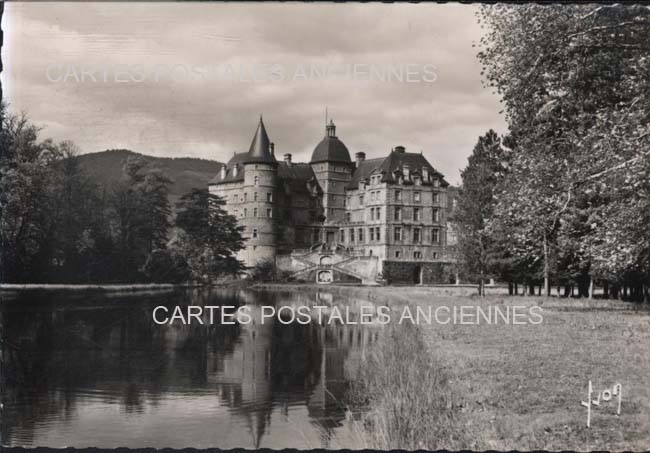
left=478, top=4, right=650, bottom=298
left=111, top=157, right=173, bottom=281
left=0, top=106, right=63, bottom=282
left=454, top=130, right=509, bottom=295
left=174, top=188, right=245, bottom=281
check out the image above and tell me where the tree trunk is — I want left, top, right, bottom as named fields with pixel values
left=508, top=282, right=514, bottom=296
left=603, top=281, right=609, bottom=299
left=543, top=234, right=550, bottom=297
left=588, top=276, right=594, bottom=300
left=514, top=282, right=518, bottom=295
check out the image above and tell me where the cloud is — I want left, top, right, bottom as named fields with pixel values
left=2, top=2, right=507, bottom=184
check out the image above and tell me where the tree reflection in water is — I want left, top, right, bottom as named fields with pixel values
left=0, top=288, right=379, bottom=448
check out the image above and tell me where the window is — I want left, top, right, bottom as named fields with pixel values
left=252, top=228, right=258, bottom=238
left=254, top=176, right=259, bottom=186
left=432, top=252, right=438, bottom=259
left=432, top=228, right=440, bottom=243
left=394, top=227, right=402, bottom=241
left=414, top=227, right=421, bottom=243
left=376, top=227, right=381, bottom=241
left=394, top=207, right=402, bottom=221
left=253, top=207, right=258, bottom=217
left=414, top=251, right=422, bottom=259
left=395, top=251, right=402, bottom=258
left=267, top=192, right=273, bottom=202
left=433, top=192, right=440, bottom=204
left=343, top=197, right=347, bottom=207
left=432, top=208, right=440, bottom=222
left=267, top=208, right=272, bottom=218
left=395, top=190, right=402, bottom=202
left=346, top=212, right=351, bottom=222
left=350, top=228, right=355, bottom=243
left=414, top=191, right=421, bottom=203
left=359, top=194, right=364, bottom=206
left=340, top=229, right=345, bottom=242
left=358, top=228, right=364, bottom=243
left=254, top=192, right=258, bottom=201
left=243, top=208, right=247, bottom=217
left=414, top=208, right=420, bottom=221
left=433, top=179, right=440, bottom=188
left=244, top=192, right=248, bottom=202
left=370, top=228, right=375, bottom=241
left=376, top=207, right=381, bottom=220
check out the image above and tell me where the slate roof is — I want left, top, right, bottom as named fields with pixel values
left=210, top=117, right=277, bottom=185
left=209, top=152, right=247, bottom=184
left=277, top=162, right=321, bottom=195
left=310, top=136, right=352, bottom=164
left=247, top=117, right=277, bottom=165
left=346, top=150, right=449, bottom=189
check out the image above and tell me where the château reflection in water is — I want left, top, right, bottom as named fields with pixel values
left=0, top=288, right=381, bottom=449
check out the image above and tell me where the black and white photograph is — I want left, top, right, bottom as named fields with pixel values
left=1, top=2, right=649, bottom=451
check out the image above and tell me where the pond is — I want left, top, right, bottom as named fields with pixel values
left=0, top=288, right=382, bottom=449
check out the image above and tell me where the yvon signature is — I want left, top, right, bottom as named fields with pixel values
left=580, top=381, right=622, bottom=427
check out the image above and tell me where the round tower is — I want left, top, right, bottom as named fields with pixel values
left=241, top=116, right=278, bottom=267
left=310, top=119, right=353, bottom=228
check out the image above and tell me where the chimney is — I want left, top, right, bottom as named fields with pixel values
left=284, top=153, right=292, bottom=166
left=355, top=152, right=366, bottom=167
left=395, top=145, right=405, bottom=153
left=403, top=164, right=410, bottom=180
left=220, top=164, right=227, bottom=179
left=270, top=142, right=275, bottom=157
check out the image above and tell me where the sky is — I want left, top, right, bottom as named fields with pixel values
left=2, top=2, right=507, bottom=185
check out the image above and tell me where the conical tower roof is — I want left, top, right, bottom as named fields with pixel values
left=246, top=116, right=277, bottom=165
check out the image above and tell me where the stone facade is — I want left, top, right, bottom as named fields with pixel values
left=208, top=117, right=453, bottom=283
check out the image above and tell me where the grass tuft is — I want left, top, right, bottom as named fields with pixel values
left=351, top=320, right=469, bottom=450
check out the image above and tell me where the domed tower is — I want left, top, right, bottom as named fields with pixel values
left=310, top=120, right=353, bottom=229
left=241, top=116, right=278, bottom=266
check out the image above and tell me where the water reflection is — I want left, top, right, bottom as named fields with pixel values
left=0, top=288, right=379, bottom=448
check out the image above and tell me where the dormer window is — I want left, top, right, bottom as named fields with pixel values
left=403, top=164, right=410, bottom=180
left=433, top=179, right=440, bottom=188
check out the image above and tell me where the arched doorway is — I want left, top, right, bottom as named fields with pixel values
left=413, top=266, right=422, bottom=285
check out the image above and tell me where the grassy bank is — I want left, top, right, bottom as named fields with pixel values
left=351, top=320, right=470, bottom=450
left=263, top=284, right=650, bottom=450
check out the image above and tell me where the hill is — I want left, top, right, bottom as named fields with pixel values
left=77, top=149, right=223, bottom=208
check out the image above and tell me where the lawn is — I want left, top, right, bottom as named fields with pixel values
left=360, top=287, right=650, bottom=450
left=255, top=283, right=650, bottom=450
